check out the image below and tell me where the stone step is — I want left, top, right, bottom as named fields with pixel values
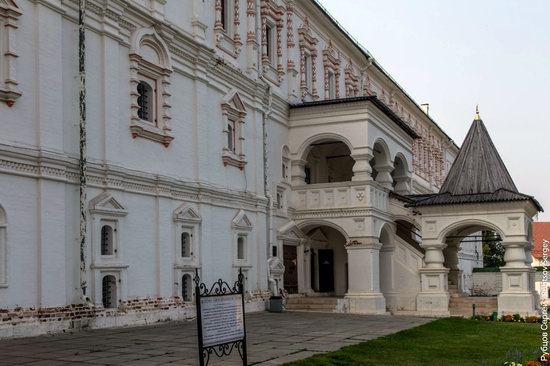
left=286, top=297, right=339, bottom=305
left=285, top=303, right=336, bottom=310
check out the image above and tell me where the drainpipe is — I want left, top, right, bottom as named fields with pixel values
left=261, top=87, right=273, bottom=261
left=78, top=0, right=88, bottom=303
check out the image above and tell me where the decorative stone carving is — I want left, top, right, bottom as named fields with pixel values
left=298, top=17, right=319, bottom=100
left=322, top=40, right=341, bottom=99
left=129, top=27, right=174, bottom=146
left=0, top=0, right=22, bottom=106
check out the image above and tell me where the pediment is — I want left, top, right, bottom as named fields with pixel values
left=222, top=89, right=247, bottom=114
left=0, top=0, right=21, bottom=18
left=173, top=203, right=202, bottom=223
left=232, top=209, right=252, bottom=231
left=277, top=221, right=308, bottom=243
left=89, top=192, right=127, bottom=217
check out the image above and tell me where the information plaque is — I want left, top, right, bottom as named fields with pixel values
left=194, top=269, right=248, bottom=366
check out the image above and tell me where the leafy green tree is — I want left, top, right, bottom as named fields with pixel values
left=482, top=231, right=505, bottom=267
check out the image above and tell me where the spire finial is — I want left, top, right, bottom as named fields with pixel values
left=474, top=104, right=481, bottom=121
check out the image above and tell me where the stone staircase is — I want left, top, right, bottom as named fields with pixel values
left=285, top=296, right=338, bottom=313
left=448, top=280, right=498, bottom=317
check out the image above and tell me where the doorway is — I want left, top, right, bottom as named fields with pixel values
left=283, top=245, right=298, bottom=294
left=318, top=249, right=334, bottom=293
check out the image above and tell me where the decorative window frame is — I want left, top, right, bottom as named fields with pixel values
left=322, top=40, right=341, bottom=100
left=221, top=89, right=248, bottom=169
left=260, top=0, right=285, bottom=84
left=276, top=185, right=287, bottom=214
left=173, top=203, right=201, bottom=299
left=129, top=27, right=174, bottom=147
left=95, top=270, right=126, bottom=309
left=89, top=192, right=129, bottom=306
left=232, top=209, right=253, bottom=268
left=173, top=203, right=201, bottom=268
left=345, top=58, right=359, bottom=97
left=214, top=0, right=242, bottom=57
left=298, top=17, right=319, bottom=101
left=0, top=205, right=6, bottom=287
left=0, top=1, right=21, bottom=106
left=179, top=271, right=195, bottom=302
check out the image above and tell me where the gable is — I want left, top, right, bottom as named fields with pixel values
left=173, top=203, right=202, bottom=223
left=232, top=209, right=252, bottom=231
left=222, top=89, right=247, bottom=113
left=89, top=192, right=128, bottom=217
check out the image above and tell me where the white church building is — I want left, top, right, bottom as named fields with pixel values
left=0, top=0, right=541, bottom=337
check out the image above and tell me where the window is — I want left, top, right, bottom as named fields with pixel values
left=182, top=274, right=192, bottom=302
left=328, top=71, right=335, bottom=99
left=221, top=0, right=229, bottom=32
left=304, top=53, right=312, bottom=90
left=265, top=23, right=275, bottom=64
left=0, top=205, right=6, bottom=286
left=237, top=236, right=245, bottom=260
left=221, top=90, right=247, bottom=169
left=276, top=192, right=282, bottom=209
left=181, top=232, right=191, bottom=258
left=129, top=28, right=174, bottom=146
left=137, top=79, right=155, bottom=124
left=102, top=275, right=117, bottom=309
left=100, top=224, right=114, bottom=256
left=227, top=120, right=236, bottom=152
left=298, top=18, right=319, bottom=100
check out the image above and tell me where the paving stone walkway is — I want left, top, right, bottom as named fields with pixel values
left=0, top=312, right=433, bottom=365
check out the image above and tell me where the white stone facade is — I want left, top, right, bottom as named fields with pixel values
left=0, top=0, right=538, bottom=337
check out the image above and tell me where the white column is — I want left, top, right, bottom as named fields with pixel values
left=416, top=241, right=450, bottom=316
left=374, top=163, right=394, bottom=189
left=351, top=153, right=373, bottom=182
left=498, top=241, right=537, bottom=315
left=291, top=159, right=307, bottom=185
left=344, top=239, right=387, bottom=314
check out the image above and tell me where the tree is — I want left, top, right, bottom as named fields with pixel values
left=482, top=231, right=505, bottom=267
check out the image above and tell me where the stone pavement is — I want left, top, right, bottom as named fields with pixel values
left=0, top=312, right=433, bottom=365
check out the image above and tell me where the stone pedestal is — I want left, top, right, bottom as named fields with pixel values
left=344, top=240, right=387, bottom=314
left=416, top=241, right=450, bottom=316
left=417, top=268, right=450, bottom=316
left=498, top=267, right=537, bottom=315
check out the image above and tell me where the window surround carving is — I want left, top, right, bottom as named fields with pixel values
left=322, top=40, right=341, bottom=99
left=129, top=27, right=174, bottom=147
left=298, top=17, right=319, bottom=101
left=214, top=0, right=242, bottom=57
left=260, top=0, right=285, bottom=85
left=221, top=89, right=247, bottom=169
left=345, top=58, right=359, bottom=97
left=0, top=205, right=6, bottom=287
left=89, top=193, right=128, bottom=266
left=232, top=209, right=252, bottom=269
left=173, top=203, right=201, bottom=268
left=0, top=0, right=22, bottom=106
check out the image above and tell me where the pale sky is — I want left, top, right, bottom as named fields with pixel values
left=318, top=0, right=550, bottom=221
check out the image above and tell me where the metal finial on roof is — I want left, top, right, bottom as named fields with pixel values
left=474, top=104, right=481, bottom=121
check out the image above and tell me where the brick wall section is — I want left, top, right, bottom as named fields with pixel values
left=0, top=292, right=269, bottom=329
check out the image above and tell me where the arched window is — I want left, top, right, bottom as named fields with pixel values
left=182, top=274, right=192, bottom=302
left=181, top=232, right=191, bottom=258
left=137, top=80, right=155, bottom=124
left=129, top=28, right=173, bottom=146
left=102, top=275, right=117, bottom=309
left=0, top=205, right=6, bottom=286
left=101, top=225, right=114, bottom=256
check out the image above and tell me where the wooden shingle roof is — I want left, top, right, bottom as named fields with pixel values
left=408, top=114, right=543, bottom=211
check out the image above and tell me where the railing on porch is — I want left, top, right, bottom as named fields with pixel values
left=291, top=181, right=388, bottom=211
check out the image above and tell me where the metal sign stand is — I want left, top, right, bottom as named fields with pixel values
left=194, top=268, right=248, bottom=366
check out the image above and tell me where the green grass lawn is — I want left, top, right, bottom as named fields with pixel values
left=285, top=318, right=541, bottom=366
